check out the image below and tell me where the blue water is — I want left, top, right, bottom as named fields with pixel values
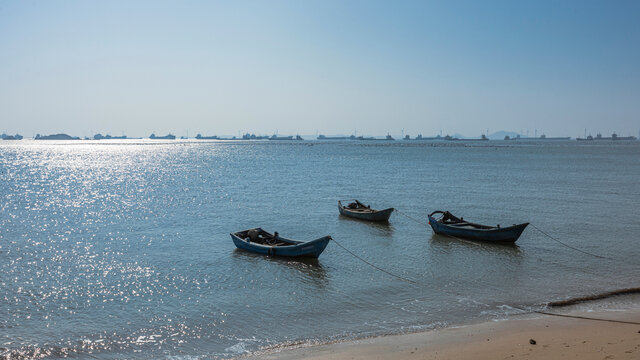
left=1, top=139, right=639, bottom=359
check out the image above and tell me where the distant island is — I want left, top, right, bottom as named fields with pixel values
left=35, top=133, right=80, bottom=140
left=2, top=130, right=636, bottom=142
left=1, top=133, right=23, bottom=140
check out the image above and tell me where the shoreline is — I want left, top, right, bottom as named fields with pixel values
left=241, top=295, right=640, bottom=360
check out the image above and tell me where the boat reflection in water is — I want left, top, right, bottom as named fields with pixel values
left=231, top=250, right=329, bottom=287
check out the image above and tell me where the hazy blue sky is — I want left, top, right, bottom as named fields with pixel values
left=1, top=0, right=639, bottom=137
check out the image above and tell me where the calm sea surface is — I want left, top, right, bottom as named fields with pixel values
left=1, top=139, right=639, bottom=359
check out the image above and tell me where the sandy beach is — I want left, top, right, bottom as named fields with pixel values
left=246, top=307, right=640, bottom=360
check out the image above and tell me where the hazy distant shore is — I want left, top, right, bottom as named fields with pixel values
left=242, top=293, right=640, bottom=360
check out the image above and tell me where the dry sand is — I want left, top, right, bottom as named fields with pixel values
left=244, top=308, right=640, bottom=360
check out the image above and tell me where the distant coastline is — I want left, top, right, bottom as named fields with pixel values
left=2, top=131, right=638, bottom=141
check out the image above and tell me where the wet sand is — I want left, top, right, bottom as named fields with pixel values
left=246, top=308, right=640, bottom=360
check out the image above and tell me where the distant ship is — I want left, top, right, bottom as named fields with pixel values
left=506, top=134, right=570, bottom=140
left=317, top=134, right=349, bottom=140
left=269, top=135, right=303, bottom=140
left=577, top=133, right=637, bottom=141
left=359, top=134, right=395, bottom=140
left=242, top=133, right=269, bottom=140
left=93, top=134, right=127, bottom=140
left=35, top=133, right=80, bottom=140
left=446, top=134, right=489, bottom=141
left=538, top=134, right=571, bottom=140
left=410, top=134, right=444, bottom=141
left=149, top=133, right=176, bottom=140
left=611, top=133, right=637, bottom=140
left=269, top=135, right=293, bottom=140
left=196, top=134, right=219, bottom=139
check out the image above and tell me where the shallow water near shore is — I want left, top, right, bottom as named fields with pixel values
left=1, top=139, right=639, bottom=359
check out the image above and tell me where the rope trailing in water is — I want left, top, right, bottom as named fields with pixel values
left=511, top=305, right=640, bottom=325
left=330, top=238, right=418, bottom=285
left=394, top=209, right=426, bottom=227
left=529, top=223, right=613, bottom=260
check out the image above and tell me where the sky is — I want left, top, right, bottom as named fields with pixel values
left=1, top=0, right=639, bottom=138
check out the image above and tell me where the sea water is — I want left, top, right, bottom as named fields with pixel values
left=1, top=139, right=639, bottom=359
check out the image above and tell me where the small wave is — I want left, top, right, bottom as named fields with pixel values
left=225, top=341, right=251, bottom=355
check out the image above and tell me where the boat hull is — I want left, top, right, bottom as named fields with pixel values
left=428, top=215, right=528, bottom=243
left=338, top=201, right=394, bottom=222
left=230, top=229, right=331, bottom=258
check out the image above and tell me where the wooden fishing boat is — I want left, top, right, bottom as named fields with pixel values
left=230, top=228, right=331, bottom=258
left=338, top=200, right=394, bottom=222
left=428, top=211, right=528, bottom=243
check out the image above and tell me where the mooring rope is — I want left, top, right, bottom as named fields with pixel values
left=394, top=209, right=426, bottom=226
left=330, top=238, right=418, bottom=285
left=529, top=223, right=613, bottom=260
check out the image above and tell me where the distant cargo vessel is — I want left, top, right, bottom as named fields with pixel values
left=505, top=134, right=570, bottom=140
left=317, top=135, right=349, bottom=140
left=445, top=134, right=488, bottom=141
left=577, top=133, right=637, bottom=141
left=269, top=135, right=303, bottom=140
left=242, top=133, right=270, bottom=140
left=406, top=134, right=444, bottom=140
left=195, top=134, right=219, bottom=139
left=149, top=133, right=176, bottom=140
left=94, top=134, right=127, bottom=140
left=359, top=134, right=395, bottom=141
